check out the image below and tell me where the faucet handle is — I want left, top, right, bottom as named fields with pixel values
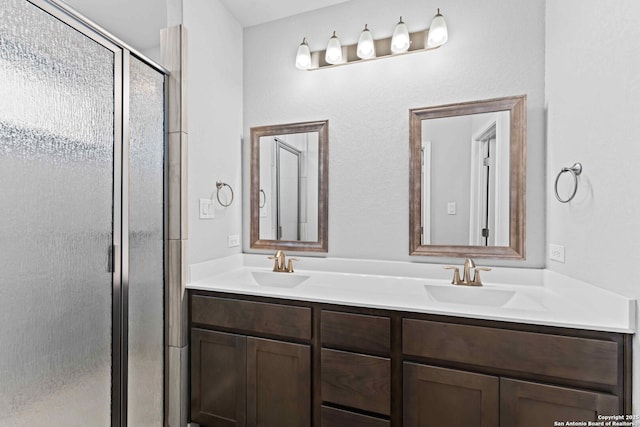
left=286, top=258, right=299, bottom=273
left=443, top=266, right=462, bottom=285
left=472, top=267, right=492, bottom=286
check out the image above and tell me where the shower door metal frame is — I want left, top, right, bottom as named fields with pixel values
left=24, top=2, right=169, bottom=426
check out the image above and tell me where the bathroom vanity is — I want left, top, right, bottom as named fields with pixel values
left=187, top=256, right=633, bottom=427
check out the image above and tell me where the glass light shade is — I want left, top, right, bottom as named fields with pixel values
left=325, top=31, right=342, bottom=64
left=295, top=38, right=311, bottom=69
left=391, top=17, right=410, bottom=54
left=356, top=25, right=376, bottom=59
left=427, top=9, right=448, bottom=47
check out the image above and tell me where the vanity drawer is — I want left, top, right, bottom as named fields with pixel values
left=402, top=319, right=619, bottom=386
left=191, top=295, right=312, bottom=340
left=321, top=310, right=390, bottom=355
left=321, top=348, right=391, bottom=415
left=321, top=406, right=390, bottom=427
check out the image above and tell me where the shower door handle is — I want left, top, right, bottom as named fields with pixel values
left=107, top=244, right=117, bottom=273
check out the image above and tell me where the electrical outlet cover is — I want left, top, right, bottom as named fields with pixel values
left=549, top=244, right=565, bottom=263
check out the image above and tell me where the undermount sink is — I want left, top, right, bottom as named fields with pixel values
left=425, top=284, right=516, bottom=307
left=251, top=271, right=310, bottom=288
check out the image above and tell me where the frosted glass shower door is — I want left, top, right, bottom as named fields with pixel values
left=0, top=0, right=118, bottom=425
left=128, top=56, right=165, bottom=426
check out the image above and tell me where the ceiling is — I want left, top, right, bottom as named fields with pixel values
left=59, top=0, right=351, bottom=52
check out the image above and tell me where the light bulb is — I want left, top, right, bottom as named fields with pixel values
left=356, top=24, right=376, bottom=59
left=391, top=17, right=410, bottom=54
left=295, top=38, right=311, bottom=69
left=427, top=8, right=448, bottom=48
left=325, top=31, right=342, bottom=64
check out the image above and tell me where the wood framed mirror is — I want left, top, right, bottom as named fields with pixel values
left=409, top=95, right=526, bottom=259
left=250, top=120, right=328, bottom=252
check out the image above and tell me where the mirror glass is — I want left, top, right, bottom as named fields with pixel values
left=410, top=96, right=526, bottom=259
left=251, top=121, right=328, bottom=252
left=258, top=133, right=319, bottom=241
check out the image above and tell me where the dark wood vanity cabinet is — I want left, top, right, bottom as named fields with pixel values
left=190, top=294, right=312, bottom=427
left=403, top=318, right=628, bottom=427
left=189, top=290, right=631, bottom=427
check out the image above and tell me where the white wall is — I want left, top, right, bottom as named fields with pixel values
left=424, top=115, right=472, bottom=245
left=545, top=0, right=640, bottom=411
left=242, top=0, right=546, bottom=267
left=184, top=0, right=243, bottom=264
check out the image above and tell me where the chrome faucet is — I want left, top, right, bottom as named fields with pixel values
left=268, top=250, right=298, bottom=273
left=444, top=258, right=491, bottom=286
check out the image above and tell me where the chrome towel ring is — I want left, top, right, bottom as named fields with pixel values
left=259, top=189, right=266, bottom=208
left=554, top=163, right=582, bottom=203
left=215, top=180, right=234, bottom=207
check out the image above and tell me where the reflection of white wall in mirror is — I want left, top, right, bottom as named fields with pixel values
left=421, top=141, right=432, bottom=244
left=423, top=111, right=511, bottom=247
left=423, top=115, right=473, bottom=245
left=258, top=132, right=319, bottom=242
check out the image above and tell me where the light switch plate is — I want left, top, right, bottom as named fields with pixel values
left=228, top=234, right=240, bottom=247
left=447, top=202, right=456, bottom=215
left=549, top=244, right=565, bottom=263
left=199, top=198, right=215, bottom=219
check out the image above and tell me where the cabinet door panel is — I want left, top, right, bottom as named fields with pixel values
left=500, top=379, right=620, bottom=427
left=191, top=329, right=246, bottom=427
left=247, top=337, right=311, bottom=427
left=403, top=363, right=499, bottom=427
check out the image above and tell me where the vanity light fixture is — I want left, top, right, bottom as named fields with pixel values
left=426, top=8, right=448, bottom=48
left=295, top=37, right=311, bottom=69
left=391, top=17, right=410, bottom=53
left=325, top=31, right=343, bottom=64
left=296, top=8, right=448, bottom=70
left=356, top=24, right=376, bottom=59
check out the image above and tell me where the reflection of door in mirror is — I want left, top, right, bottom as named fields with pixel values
left=469, top=111, right=510, bottom=247
left=276, top=138, right=301, bottom=240
left=258, top=133, right=319, bottom=242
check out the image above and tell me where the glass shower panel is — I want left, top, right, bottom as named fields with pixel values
left=128, top=56, right=165, bottom=426
left=0, top=0, right=114, bottom=425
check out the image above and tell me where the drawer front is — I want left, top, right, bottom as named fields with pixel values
left=191, top=295, right=312, bottom=340
left=321, top=406, right=390, bottom=427
left=321, top=310, right=390, bottom=355
left=403, top=319, right=619, bottom=386
left=321, top=349, right=391, bottom=415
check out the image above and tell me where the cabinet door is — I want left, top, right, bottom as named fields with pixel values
left=500, top=379, right=620, bottom=427
left=191, top=329, right=246, bottom=427
left=247, top=337, right=311, bottom=427
left=403, top=363, right=499, bottom=427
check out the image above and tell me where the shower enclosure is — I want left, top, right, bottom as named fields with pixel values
left=0, top=0, right=166, bottom=425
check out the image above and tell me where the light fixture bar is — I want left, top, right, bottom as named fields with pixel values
left=307, top=29, right=439, bottom=70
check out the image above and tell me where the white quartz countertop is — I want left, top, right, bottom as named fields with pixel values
left=187, top=254, right=636, bottom=334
